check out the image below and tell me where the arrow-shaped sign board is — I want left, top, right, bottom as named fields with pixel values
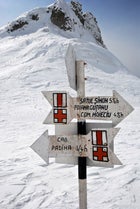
left=30, top=128, right=122, bottom=167
left=42, top=90, right=134, bottom=126
left=65, top=44, right=77, bottom=90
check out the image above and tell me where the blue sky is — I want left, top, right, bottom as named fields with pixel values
left=0, top=0, right=140, bottom=77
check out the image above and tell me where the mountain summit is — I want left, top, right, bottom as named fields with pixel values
left=0, top=0, right=105, bottom=47
left=0, top=0, right=130, bottom=77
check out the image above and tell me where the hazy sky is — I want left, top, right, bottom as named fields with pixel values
left=0, top=0, right=139, bottom=77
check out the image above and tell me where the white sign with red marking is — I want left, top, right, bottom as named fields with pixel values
left=65, top=44, right=77, bottom=90
left=42, top=91, right=73, bottom=124
left=42, top=90, right=134, bottom=126
left=30, top=128, right=121, bottom=167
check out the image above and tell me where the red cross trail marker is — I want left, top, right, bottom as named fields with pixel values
left=54, top=109, right=67, bottom=123
left=93, top=147, right=108, bottom=161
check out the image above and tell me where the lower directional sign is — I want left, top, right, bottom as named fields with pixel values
left=42, top=90, right=134, bottom=126
left=30, top=128, right=122, bottom=167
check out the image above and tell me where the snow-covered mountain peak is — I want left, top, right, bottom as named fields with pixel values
left=0, top=0, right=105, bottom=47
left=56, top=0, right=68, bottom=7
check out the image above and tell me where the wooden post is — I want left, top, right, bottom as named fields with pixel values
left=76, top=61, right=87, bottom=209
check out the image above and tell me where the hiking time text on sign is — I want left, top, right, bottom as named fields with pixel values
left=31, top=128, right=121, bottom=167
left=42, top=90, right=134, bottom=126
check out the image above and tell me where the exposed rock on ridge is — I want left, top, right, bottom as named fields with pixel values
left=51, top=6, right=73, bottom=31
left=0, top=0, right=105, bottom=48
left=50, top=1, right=105, bottom=47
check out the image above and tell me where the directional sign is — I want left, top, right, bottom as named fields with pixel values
left=42, top=90, right=134, bottom=126
left=31, top=131, right=91, bottom=162
left=30, top=128, right=121, bottom=167
left=65, top=44, right=77, bottom=90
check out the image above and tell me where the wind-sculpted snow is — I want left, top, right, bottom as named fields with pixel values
left=0, top=1, right=140, bottom=209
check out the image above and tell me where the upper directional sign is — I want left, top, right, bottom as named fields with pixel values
left=42, top=90, right=134, bottom=126
left=30, top=128, right=121, bottom=167
left=65, top=44, right=77, bottom=90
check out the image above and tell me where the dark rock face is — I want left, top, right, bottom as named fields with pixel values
left=7, top=20, right=28, bottom=32
left=30, top=14, right=39, bottom=21
left=51, top=7, right=72, bottom=31
left=71, top=1, right=85, bottom=25
left=83, top=12, right=106, bottom=47
left=7, top=14, right=39, bottom=33
left=71, top=1, right=105, bottom=47
left=50, top=0, right=105, bottom=47
left=5, top=0, right=105, bottom=48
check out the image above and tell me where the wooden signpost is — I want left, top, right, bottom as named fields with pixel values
left=31, top=44, right=134, bottom=209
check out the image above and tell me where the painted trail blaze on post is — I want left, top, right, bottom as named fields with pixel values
left=92, top=130, right=109, bottom=162
left=53, top=93, right=67, bottom=124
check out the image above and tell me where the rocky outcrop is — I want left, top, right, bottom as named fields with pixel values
left=51, top=7, right=72, bottom=31
left=7, top=20, right=28, bottom=32
left=3, top=0, right=105, bottom=48
left=50, top=0, right=106, bottom=47
left=83, top=12, right=105, bottom=47
left=71, top=1, right=85, bottom=25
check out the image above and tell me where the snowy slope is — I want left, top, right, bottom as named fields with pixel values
left=0, top=1, right=140, bottom=209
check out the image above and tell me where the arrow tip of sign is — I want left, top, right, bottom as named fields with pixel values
left=113, top=90, right=134, bottom=125
left=41, top=91, right=46, bottom=97
left=41, top=91, right=50, bottom=103
left=30, top=130, right=50, bottom=164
